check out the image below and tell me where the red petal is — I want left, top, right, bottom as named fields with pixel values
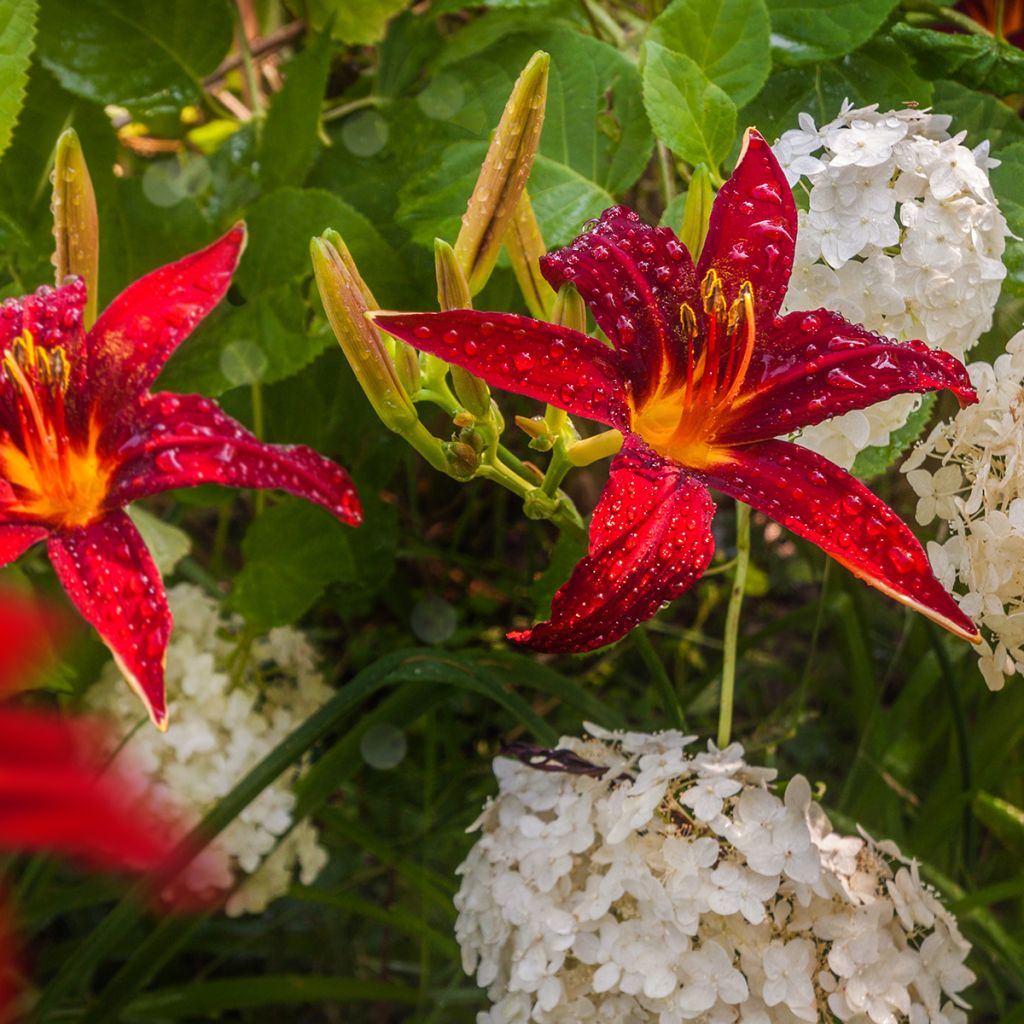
left=720, top=310, right=977, bottom=442
left=0, top=281, right=89, bottom=435
left=108, top=393, right=362, bottom=526
left=86, top=225, right=246, bottom=402
left=374, top=309, right=629, bottom=427
left=539, top=206, right=697, bottom=395
left=510, top=436, right=716, bottom=652
left=47, top=513, right=172, bottom=729
left=0, top=524, right=48, bottom=570
left=0, top=589, right=55, bottom=696
left=0, top=896, right=18, bottom=1024
left=0, top=708, right=178, bottom=869
left=697, top=128, right=796, bottom=323
left=702, top=439, right=980, bottom=642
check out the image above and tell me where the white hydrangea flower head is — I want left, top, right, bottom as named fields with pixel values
left=773, top=101, right=1008, bottom=470
left=902, top=330, right=1024, bottom=689
left=89, top=584, right=331, bottom=916
left=457, top=726, right=974, bottom=1023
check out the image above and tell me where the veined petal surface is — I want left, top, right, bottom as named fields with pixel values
left=510, top=436, right=716, bottom=651
left=701, top=439, right=979, bottom=642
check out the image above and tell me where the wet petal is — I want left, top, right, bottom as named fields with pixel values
left=0, top=524, right=48, bottom=570
left=702, top=439, right=979, bottom=642
left=540, top=206, right=697, bottom=394
left=373, top=309, right=629, bottom=427
left=86, top=225, right=245, bottom=402
left=510, top=436, right=716, bottom=652
left=697, top=129, right=796, bottom=323
left=108, top=393, right=361, bottom=526
left=721, top=310, right=977, bottom=442
left=0, top=707, right=178, bottom=869
left=47, top=512, right=172, bottom=729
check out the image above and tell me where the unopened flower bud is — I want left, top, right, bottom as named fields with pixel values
left=443, top=440, right=480, bottom=479
left=680, top=164, right=714, bottom=261
left=51, top=128, right=100, bottom=327
left=503, top=191, right=555, bottom=319
left=311, top=234, right=419, bottom=435
left=455, top=51, right=549, bottom=295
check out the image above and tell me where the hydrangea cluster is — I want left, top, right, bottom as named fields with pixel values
left=773, top=102, right=1007, bottom=469
left=90, top=584, right=331, bottom=915
left=457, top=726, right=973, bottom=1023
left=903, top=331, right=1024, bottom=690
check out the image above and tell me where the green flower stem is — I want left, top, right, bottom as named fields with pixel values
left=540, top=438, right=573, bottom=498
left=633, top=627, right=686, bottom=731
left=717, top=501, right=750, bottom=748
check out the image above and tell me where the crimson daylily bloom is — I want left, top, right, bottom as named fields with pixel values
left=375, top=129, right=981, bottom=653
left=0, top=226, right=361, bottom=728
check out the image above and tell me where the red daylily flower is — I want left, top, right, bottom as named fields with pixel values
left=0, top=226, right=361, bottom=728
left=0, top=590, right=202, bottom=1022
left=375, top=129, right=981, bottom=653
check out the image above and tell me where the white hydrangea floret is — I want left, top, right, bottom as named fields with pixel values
left=90, top=584, right=331, bottom=915
left=456, top=726, right=974, bottom=1023
left=902, top=331, right=1024, bottom=689
left=773, top=101, right=1007, bottom=470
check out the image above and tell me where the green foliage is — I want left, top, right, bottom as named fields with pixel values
left=0, top=0, right=37, bottom=160
left=642, top=42, right=736, bottom=171
left=303, top=0, right=409, bottom=45
left=851, top=394, right=936, bottom=481
left=647, top=0, right=771, bottom=107
left=893, top=23, right=1024, bottom=96
left=36, top=0, right=232, bottom=112
left=765, top=0, right=900, bottom=65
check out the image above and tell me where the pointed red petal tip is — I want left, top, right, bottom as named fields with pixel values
left=86, top=224, right=248, bottom=401
left=703, top=439, right=980, bottom=644
left=47, top=514, right=171, bottom=730
left=372, top=309, right=629, bottom=427
left=108, top=393, right=362, bottom=528
left=509, top=438, right=716, bottom=652
left=698, top=125, right=796, bottom=324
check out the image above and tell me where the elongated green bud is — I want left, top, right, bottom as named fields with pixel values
left=311, top=234, right=419, bottom=435
left=322, top=228, right=420, bottom=395
left=51, top=128, right=100, bottom=327
left=680, top=164, right=714, bottom=261
left=551, top=282, right=585, bottom=335
left=435, top=238, right=490, bottom=419
left=503, top=190, right=555, bottom=320
left=455, top=51, right=549, bottom=295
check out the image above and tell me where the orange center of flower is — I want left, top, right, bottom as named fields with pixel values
left=0, top=331, right=111, bottom=529
left=629, top=269, right=756, bottom=471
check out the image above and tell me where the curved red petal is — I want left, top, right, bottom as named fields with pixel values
left=0, top=708, right=178, bottom=869
left=510, top=436, right=716, bottom=652
left=108, top=393, right=361, bottom=526
left=0, top=589, right=55, bottom=696
left=0, top=524, right=48, bottom=570
left=702, top=439, right=979, bottom=642
left=720, top=310, right=977, bottom=442
left=697, top=128, right=796, bottom=323
left=539, top=206, right=697, bottom=394
left=86, top=224, right=246, bottom=402
left=374, top=309, right=629, bottom=427
left=47, top=513, right=172, bottom=729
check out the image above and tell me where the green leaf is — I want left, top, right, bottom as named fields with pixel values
left=126, top=507, right=191, bottom=576
left=892, top=23, right=1024, bottom=96
left=648, top=0, right=771, bottom=107
left=931, top=79, right=1024, bottom=152
left=974, top=791, right=1024, bottom=853
left=302, top=0, right=408, bottom=45
left=36, top=0, right=232, bottom=110
left=765, top=0, right=899, bottom=65
left=642, top=42, right=736, bottom=170
left=991, top=143, right=1024, bottom=296
left=850, top=394, right=936, bottom=481
left=741, top=36, right=932, bottom=143
left=260, top=32, right=332, bottom=191
left=160, top=187, right=404, bottom=396
left=0, top=0, right=37, bottom=160
left=529, top=527, right=587, bottom=621
left=231, top=500, right=357, bottom=629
